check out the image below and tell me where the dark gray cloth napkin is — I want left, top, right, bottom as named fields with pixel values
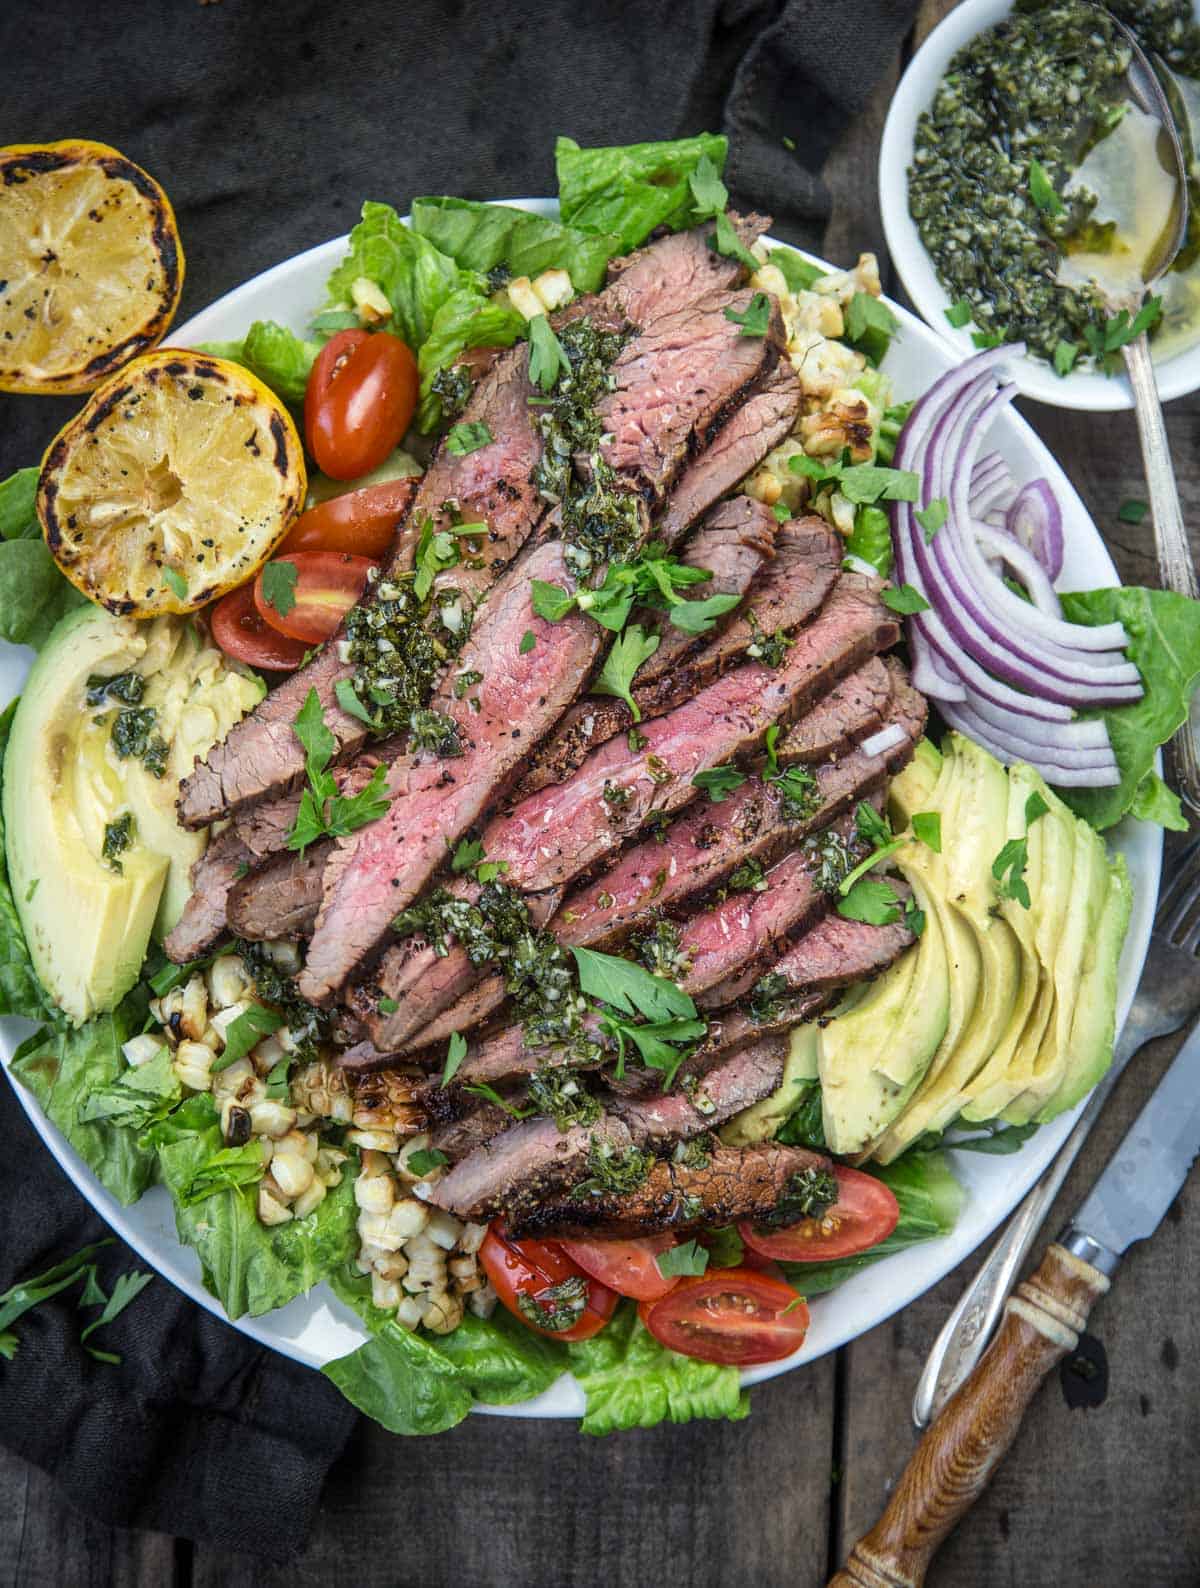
left=0, top=0, right=917, bottom=1552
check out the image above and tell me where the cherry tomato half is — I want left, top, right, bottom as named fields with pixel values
left=638, top=1267, right=809, bottom=1366
left=253, top=550, right=375, bottom=646
left=279, top=477, right=418, bottom=559
left=480, top=1224, right=618, bottom=1343
left=304, top=329, right=418, bottom=481
left=738, top=1166, right=899, bottom=1264
left=209, top=583, right=310, bottom=671
left=558, top=1234, right=680, bottom=1303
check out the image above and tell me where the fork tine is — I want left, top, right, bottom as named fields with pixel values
left=1155, top=838, right=1200, bottom=930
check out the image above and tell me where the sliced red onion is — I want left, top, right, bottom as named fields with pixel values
left=940, top=701, right=1120, bottom=786
left=909, top=629, right=965, bottom=702
left=969, top=450, right=1016, bottom=519
left=1006, top=480, right=1064, bottom=581
left=974, top=523, right=1063, bottom=618
left=860, top=722, right=909, bottom=759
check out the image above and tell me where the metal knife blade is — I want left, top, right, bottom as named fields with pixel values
left=1061, top=1020, right=1200, bottom=1275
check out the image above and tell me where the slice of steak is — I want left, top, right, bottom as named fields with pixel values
left=164, top=829, right=255, bottom=962
left=511, top=495, right=784, bottom=800
left=655, top=360, right=801, bottom=547
left=606, top=1034, right=788, bottom=1145
left=481, top=574, right=899, bottom=898
left=226, top=846, right=327, bottom=942
left=593, top=286, right=783, bottom=501
left=776, top=657, right=892, bottom=764
left=507, top=1141, right=829, bottom=1240
left=429, top=1098, right=518, bottom=1161
left=177, top=346, right=543, bottom=830
left=427, top=1113, right=634, bottom=1221
left=298, top=539, right=605, bottom=1003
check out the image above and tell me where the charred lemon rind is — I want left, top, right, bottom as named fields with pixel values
left=38, top=350, right=306, bottom=617
left=0, top=139, right=185, bottom=395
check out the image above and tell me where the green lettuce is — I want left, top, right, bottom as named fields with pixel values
left=197, top=320, right=320, bottom=408
left=769, top=245, right=823, bottom=294
left=411, top=196, right=615, bottom=293
left=10, top=989, right=159, bottom=1205
left=0, top=471, right=88, bottom=649
left=0, top=700, right=51, bottom=1020
left=323, top=1268, right=565, bottom=1434
left=1059, top=586, right=1200, bottom=830
left=77, top=1044, right=182, bottom=1130
left=566, top=1300, right=748, bottom=1435
left=844, top=505, right=893, bottom=577
left=0, top=468, right=39, bottom=541
left=416, top=289, right=525, bottom=432
left=326, top=201, right=471, bottom=352
left=781, top=1150, right=963, bottom=1298
left=145, top=1096, right=358, bottom=1318
left=555, top=133, right=728, bottom=250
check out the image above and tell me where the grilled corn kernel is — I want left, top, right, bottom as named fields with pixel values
left=355, top=1172, right=395, bottom=1215
left=357, top=1210, right=398, bottom=1250
left=292, top=1178, right=327, bottom=1218
left=258, top=1181, right=293, bottom=1226
left=423, top=1292, right=464, bottom=1334
left=532, top=267, right=573, bottom=312
left=347, top=1127, right=400, bottom=1152
left=385, top=1199, right=429, bottom=1243
left=351, top=276, right=393, bottom=326
left=448, top=1254, right=478, bottom=1283
left=372, top=1250, right=409, bottom=1281
left=179, top=974, right=208, bottom=1041
left=425, top=1209, right=464, bottom=1251
left=468, top=1281, right=498, bottom=1319
left=505, top=276, right=545, bottom=320
left=251, top=1034, right=285, bottom=1075
left=264, top=939, right=302, bottom=974
left=458, top=1221, right=488, bottom=1255
left=271, top=1151, right=314, bottom=1199
left=394, top=1133, right=433, bottom=1181
left=208, top=953, right=251, bottom=1008
left=209, top=1000, right=251, bottom=1042
left=316, top=1146, right=347, bottom=1187
left=122, top=1033, right=167, bottom=1069
left=248, top=1099, right=298, bottom=1138
left=371, top=1273, right=403, bottom=1311
left=395, top=1296, right=424, bottom=1330
left=173, top=1040, right=215, bottom=1092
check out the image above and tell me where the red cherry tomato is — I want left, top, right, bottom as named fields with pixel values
left=253, top=550, right=375, bottom=646
left=209, top=583, right=309, bottom=671
left=637, top=1267, right=809, bottom=1366
left=558, top=1234, right=680, bottom=1302
left=738, top=1166, right=900, bottom=1263
left=304, top=329, right=418, bottom=481
left=480, top=1224, right=618, bottom=1343
left=279, top=477, right=417, bottom=559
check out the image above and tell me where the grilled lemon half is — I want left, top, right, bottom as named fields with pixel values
left=38, top=350, right=306, bottom=616
left=0, top=139, right=184, bottom=394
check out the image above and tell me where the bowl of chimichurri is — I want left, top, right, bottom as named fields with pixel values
left=880, top=0, right=1200, bottom=410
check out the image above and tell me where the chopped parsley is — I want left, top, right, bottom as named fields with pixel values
left=163, top=568, right=188, bottom=601
left=405, top=1148, right=449, bottom=1177
left=945, top=299, right=973, bottom=329
left=912, top=811, right=942, bottom=852
left=724, top=292, right=772, bottom=338
left=259, top=560, right=298, bottom=618
left=446, top=421, right=494, bottom=456
left=992, top=790, right=1050, bottom=909
left=692, top=764, right=746, bottom=802
left=656, top=1240, right=710, bottom=1278
left=516, top=1274, right=589, bottom=1332
left=519, top=629, right=536, bottom=654
left=880, top=583, right=930, bottom=615
left=592, top=625, right=660, bottom=722
left=914, top=498, right=948, bottom=540
left=286, top=688, right=391, bottom=853
left=442, top=1031, right=468, bottom=1087
left=101, top=813, right=134, bottom=874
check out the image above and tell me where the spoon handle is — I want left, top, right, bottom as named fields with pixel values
left=1121, top=330, right=1200, bottom=813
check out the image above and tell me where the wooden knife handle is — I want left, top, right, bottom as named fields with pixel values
left=827, top=1243, right=1110, bottom=1588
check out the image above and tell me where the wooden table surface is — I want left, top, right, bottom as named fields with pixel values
left=2, top=3, right=1199, bottom=1583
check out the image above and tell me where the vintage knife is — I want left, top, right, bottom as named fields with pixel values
left=829, top=1021, right=1200, bottom=1588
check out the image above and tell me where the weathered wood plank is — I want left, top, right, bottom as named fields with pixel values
left=0, top=1446, right=177, bottom=1588
left=192, top=1358, right=837, bottom=1588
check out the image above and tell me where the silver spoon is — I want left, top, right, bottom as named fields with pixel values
left=1104, top=17, right=1200, bottom=813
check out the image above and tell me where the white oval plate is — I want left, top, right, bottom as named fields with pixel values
left=879, top=0, right=1200, bottom=412
left=0, top=203, right=1161, bottom=1418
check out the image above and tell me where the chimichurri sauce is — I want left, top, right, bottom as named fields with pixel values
left=909, top=0, right=1200, bottom=370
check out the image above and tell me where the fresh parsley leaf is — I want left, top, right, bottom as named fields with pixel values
left=911, top=811, right=942, bottom=852
left=462, top=1081, right=535, bottom=1119
left=377, top=997, right=400, bottom=1015
left=854, top=799, right=891, bottom=848
left=412, top=514, right=483, bottom=602
left=476, top=860, right=509, bottom=883
left=1053, top=340, right=1080, bottom=377
left=79, top=1269, right=154, bottom=1364
left=406, top=1148, right=449, bottom=1177
left=839, top=464, right=920, bottom=505
left=770, top=247, right=823, bottom=293
left=782, top=135, right=796, bottom=152
left=656, top=1240, right=710, bottom=1278
left=0, top=1330, right=16, bottom=1360
left=881, top=583, right=930, bottom=615
left=915, top=498, right=947, bottom=540
left=692, top=764, right=746, bottom=802
left=519, top=629, right=537, bottom=654
left=724, top=292, right=771, bottom=338
left=837, top=877, right=903, bottom=925
left=843, top=291, right=899, bottom=365
left=600, top=1012, right=707, bottom=1088
left=904, top=896, right=926, bottom=937
left=211, top=1002, right=284, bottom=1072
left=451, top=835, right=485, bottom=873
left=163, top=568, right=188, bottom=601
left=592, top=624, right=660, bottom=722
left=971, top=328, right=1007, bottom=350
left=309, top=308, right=361, bottom=334
left=260, top=560, right=298, bottom=618
left=1025, top=790, right=1050, bottom=826
left=688, top=153, right=728, bottom=218
left=446, top=421, right=493, bottom=456
left=1028, top=158, right=1065, bottom=218
left=666, top=591, right=740, bottom=635
left=530, top=579, right=577, bottom=623
left=945, top=299, right=973, bottom=329
left=711, top=209, right=759, bottom=272
left=772, top=501, right=792, bottom=524
left=571, top=946, right=697, bottom=1023
left=334, top=676, right=378, bottom=727
left=845, top=504, right=893, bottom=577
left=442, top=1031, right=468, bottom=1087
left=946, top=1120, right=1040, bottom=1155
left=528, top=314, right=570, bottom=391
left=286, top=688, right=391, bottom=852
left=991, top=837, right=1031, bottom=909
left=1118, top=498, right=1148, bottom=525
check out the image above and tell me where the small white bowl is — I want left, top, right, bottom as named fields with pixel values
left=879, top=0, right=1200, bottom=411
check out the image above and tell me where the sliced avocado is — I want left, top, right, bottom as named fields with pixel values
left=721, top=1023, right=820, bottom=1147
left=4, top=606, right=264, bottom=1023
left=887, top=737, right=942, bottom=827
left=819, top=866, right=948, bottom=1156
left=307, top=448, right=423, bottom=505
left=1034, top=855, right=1132, bottom=1122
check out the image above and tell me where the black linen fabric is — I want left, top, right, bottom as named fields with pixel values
left=0, top=0, right=917, bottom=1551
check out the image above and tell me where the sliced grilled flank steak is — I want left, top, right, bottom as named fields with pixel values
left=164, top=828, right=254, bottom=962
left=606, top=1035, right=789, bottom=1145
left=361, top=656, right=917, bottom=1057
left=775, top=656, right=892, bottom=764
left=227, top=846, right=329, bottom=942
left=177, top=348, right=542, bottom=830
left=507, top=1140, right=830, bottom=1240
left=655, top=360, right=801, bottom=546
left=593, top=286, right=783, bottom=501
left=298, top=539, right=605, bottom=1003
left=428, top=1113, right=635, bottom=1221
left=510, top=514, right=839, bottom=801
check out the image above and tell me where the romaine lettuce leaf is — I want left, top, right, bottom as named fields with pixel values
left=326, top=202, right=472, bottom=352
left=411, top=196, right=615, bottom=294
left=555, top=133, right=728, bottom=250
left=10, top=988, right=159, bottom=1205
left=146, top=1097, right=358, bottom=1318
left=416, top=288, right=525, bottom=432
left=844, top=505, right=893, bottom=577
left=566, top=1300, right=748, bottom=1435
left=197, top=321, right=321, bottom=408
left=0, top=699, right=52, bottom=1019
left=77, top=1043, right=181, bottom=1130
left=0, top=468, right=39, bottom=541
left=0, top=517, right=88, bottom=651
left=323, top=1268, right=565, bottom=1432
left=781, top=1149, right=963, bottom=1297
left=768, top=245, right=823, bottom=294
left=1058, top=586, right=1200, bottom=830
